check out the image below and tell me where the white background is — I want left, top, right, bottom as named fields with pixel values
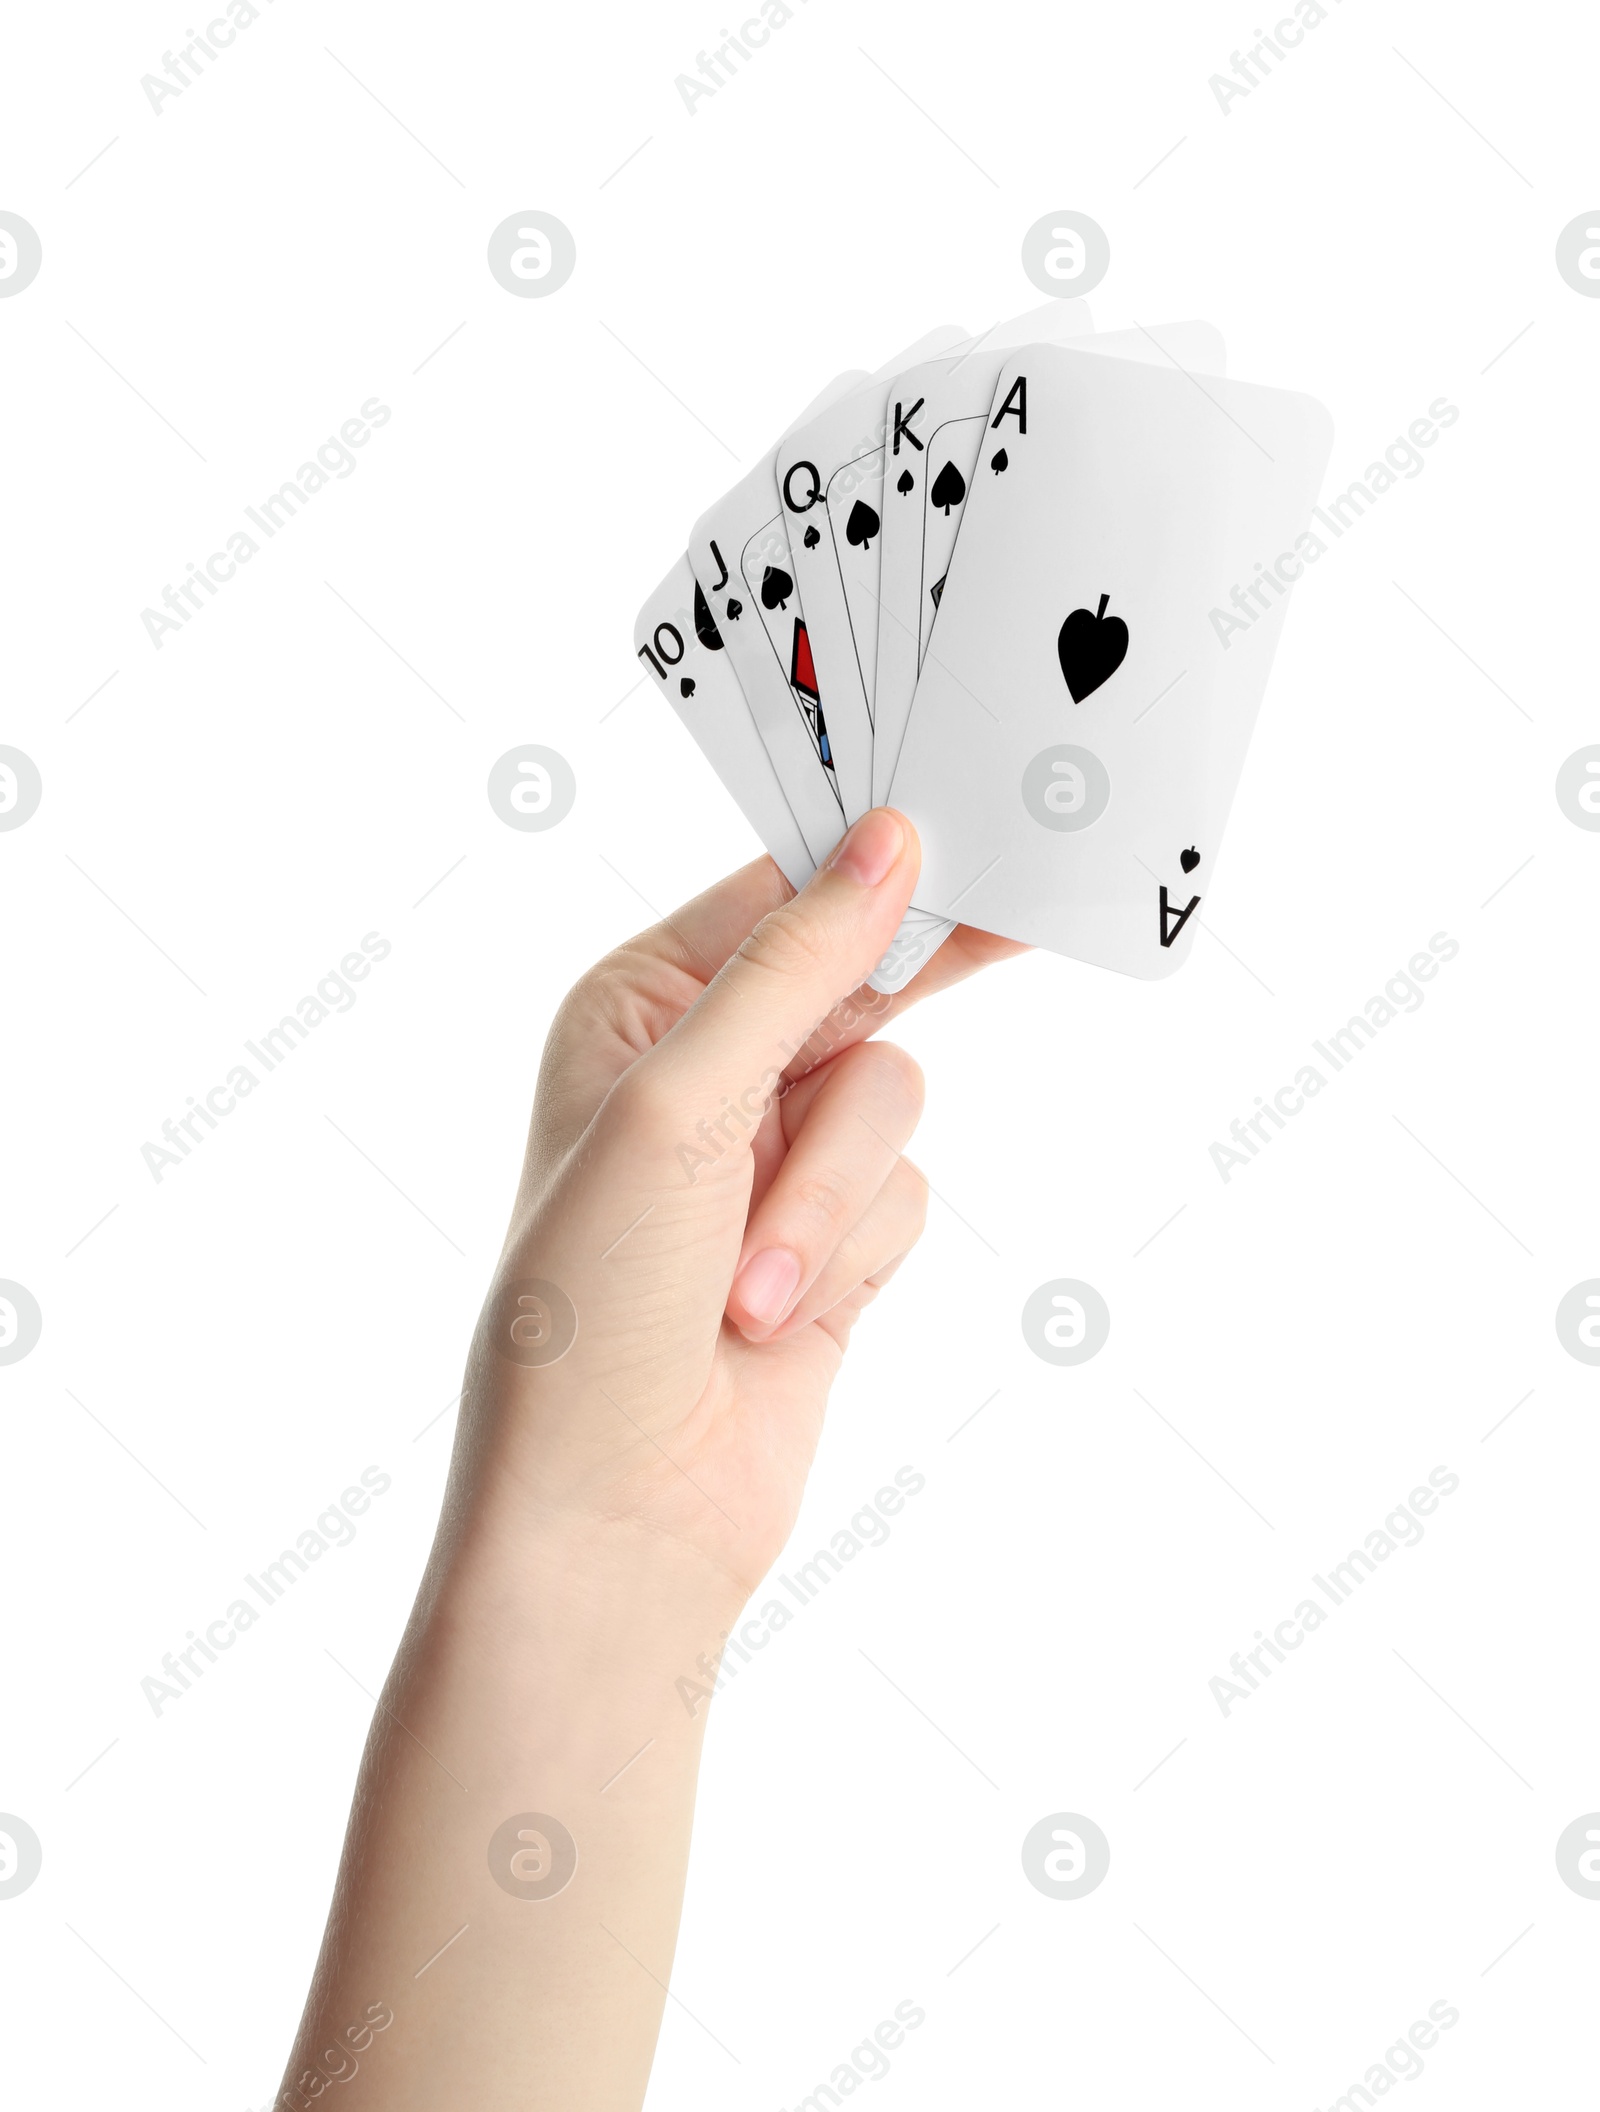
left=3, top=0, right=1598, bottom=2104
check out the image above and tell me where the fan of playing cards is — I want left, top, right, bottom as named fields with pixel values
left=633, top=305, right=1333, bottom=993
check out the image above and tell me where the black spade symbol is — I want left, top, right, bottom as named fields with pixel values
left=803, top=523, right=821, bottom=549
left=896, top=468, right=914, bottom=495
left=929, top=571, right=947, bottom=610
left=692, top=580, right=723, bottom=651
left=990, top=448, right=1009, bottom=474
left=1057, top=592, right=1129, bottom=704
left=929, top=460, right=966, bottom=514
left=761, top=565, right=793, bottom=611
left=845, top=499, right=880, bottom=550
left=725, top=597, right=743, bottom=620
left=1180, top=846, right=1201, bottom=874
left=679, top=677, right=695, bottom=698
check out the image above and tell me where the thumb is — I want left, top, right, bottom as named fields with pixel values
left=642, top=808, right=919, bottom=1125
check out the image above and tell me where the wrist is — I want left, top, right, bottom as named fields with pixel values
left=402, top=1505, right=744, bottom=1786
left=433, top=1377, right=767, bottom=1636
left=428, top=1485, right=750, bottom=1656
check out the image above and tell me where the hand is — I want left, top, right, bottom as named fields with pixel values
left=450, top=808, right=1021, bottom=1610
left=280, top=811, right=1021, bottom=2112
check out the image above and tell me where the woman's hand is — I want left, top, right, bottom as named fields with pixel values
left=279, top=810, right=1019, bottom=2112
left=453, top=807, right=1019, bottom=1610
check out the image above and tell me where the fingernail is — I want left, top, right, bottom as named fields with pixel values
left=733, top=1247, right=801, bottom=1328
left=827, top=809, right=904, bottom=889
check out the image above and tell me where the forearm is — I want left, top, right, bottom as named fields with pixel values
left=278, top=1503, right=741, bottom=2111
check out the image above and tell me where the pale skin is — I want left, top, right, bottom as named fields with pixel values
left=279, top=809, right=1020, bottom=2110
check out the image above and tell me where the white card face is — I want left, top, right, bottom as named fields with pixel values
left=874, top=321, right=1226, bottom=807
left=871, top=303, right=1093, bottom=812
left=773, top=327, right=967, bottom=827
left=887, top=349, right=1333, bottom=978
left=634, top=556, right=813, bottom=895
left=688, top=376, right=868, bottom=865
left=870, top=309, right=1185, bottom=996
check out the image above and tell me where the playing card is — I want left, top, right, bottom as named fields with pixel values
left=634, top=554, right=813, bottom=893
left=873, top=320, right=1226, bottom=806
left=688, top=373, right=869, bottom=866
left=868, top=315, right=1220, bottom=995
left=769, top=326, right=975, bottom=993
left=887, top=348, right=1333, bottom=977
left=772, top=327, right=968, bottom=828
left=688, top=339, right=968, bottom=876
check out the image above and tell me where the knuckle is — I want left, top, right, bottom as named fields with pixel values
left=600, top=1059, right=674, bottom=1136
left=739, top=903, right=832, bottom=988
left=789, top=1169, right=856, bottom=1242
left=563, top=952, right=629, bottom=1023
left=552, top=958, right=637, bottom=1060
